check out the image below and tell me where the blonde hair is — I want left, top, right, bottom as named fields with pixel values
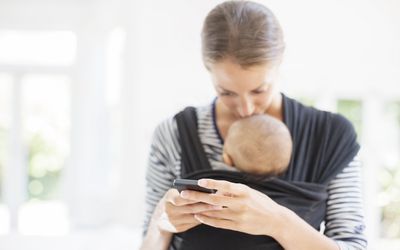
left=201, top=1, right=285, bottom=69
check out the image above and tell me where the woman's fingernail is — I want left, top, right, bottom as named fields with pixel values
left=180, top=191, right=188, bottom=198
left=198, top=179, right=207, bottom=187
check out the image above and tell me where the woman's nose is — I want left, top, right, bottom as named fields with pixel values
left=238, top=97, right=255, bottom=117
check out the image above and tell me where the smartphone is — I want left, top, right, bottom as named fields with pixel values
left=173, top=179, right=217, bottom=194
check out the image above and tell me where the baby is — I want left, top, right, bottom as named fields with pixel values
left=222, top=114, right=292, bottom=175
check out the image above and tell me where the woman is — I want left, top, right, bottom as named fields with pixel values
left=140, top=1, right=367, bottom=250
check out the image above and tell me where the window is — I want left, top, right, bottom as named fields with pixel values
left=0, top=73, right=12, bottom=234
left=336, top=98, right=400, bottom=245
left=297, top=96, right=316, bottom=107
left=0, top=73, right=12, bottom=203
left=0, top=31, right=76, bottom=66
left=337, top=99, right=363, bottom=138
left=21, top=74, right=70, bottom=200
left=0, top=29, right=75, bottom=235
left=379, top=101, right=400, bottom=238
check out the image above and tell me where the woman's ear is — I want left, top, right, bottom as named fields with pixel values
left=223, top=152, right=234, bottom=166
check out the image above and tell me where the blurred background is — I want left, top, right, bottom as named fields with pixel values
left=0, top=0, right=399, bottom=249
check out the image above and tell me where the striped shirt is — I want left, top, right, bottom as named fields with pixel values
left=143, top=104, right=367, bottom=250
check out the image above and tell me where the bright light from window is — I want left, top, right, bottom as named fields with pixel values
left=0, top=73, right=12, bottom=204
left=0, top=31, right=76, bottom=66
left=106, top=27, right=126, bottom=108
left=379, top=102, right=400, bottom=239
left=0, top=73, right=12, bottom=128
left=18, top=201, right=69, bottom=236
left=0, top=203, right=10, bottom=234
left=21, top=74, right=71, bottom=201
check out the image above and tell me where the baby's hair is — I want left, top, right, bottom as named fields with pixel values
left=224, top=114, right=292, bottom=175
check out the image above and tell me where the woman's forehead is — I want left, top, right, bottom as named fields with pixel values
left=210, top=60, right=277, bottom=89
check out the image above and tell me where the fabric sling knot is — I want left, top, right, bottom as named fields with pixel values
left=170, top=94, right=360, bottom=250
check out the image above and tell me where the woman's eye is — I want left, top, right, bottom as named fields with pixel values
left=220, top=92, right=235, bottom=96
left=252, top=90, right=265, bottom=95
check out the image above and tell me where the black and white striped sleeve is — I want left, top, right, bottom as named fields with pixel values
left=324, top=157, right=368, bottom=250
left=142, top=118, right=181, bottom=235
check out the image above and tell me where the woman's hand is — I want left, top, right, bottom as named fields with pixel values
left=154, top=188, right=225, bottom=233
left=180, top=179, right=286, bottom=237
left=141, top=188, right=225, bottom=250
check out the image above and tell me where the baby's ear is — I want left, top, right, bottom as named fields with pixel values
left=222, top=152, right=234, bottom=166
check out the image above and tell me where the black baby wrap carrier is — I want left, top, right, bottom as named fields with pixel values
left=169, top=95, right=360, bottom=250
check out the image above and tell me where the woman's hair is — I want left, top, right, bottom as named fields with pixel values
left=201, top=1, right=285, bottom=69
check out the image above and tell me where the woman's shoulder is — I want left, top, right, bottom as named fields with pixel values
left=283, top=94, right=356, bottom=135
left=152, top=115, right=178, bottom=140
left=153, top=103, right=214, bottom=138
left=329, top=112, right=357, bottom=135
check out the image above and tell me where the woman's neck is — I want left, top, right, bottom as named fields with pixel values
left=266, top=93, right=284, bottom=121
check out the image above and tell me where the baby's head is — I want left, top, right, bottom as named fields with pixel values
left=223, top=114, right=292, bottom=175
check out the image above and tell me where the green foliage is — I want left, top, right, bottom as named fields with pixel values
left=27, top=132, right=63, bottom=200
left=297, top=96, right=316, bottom=107
left=337, top=99, right=363, bottom=138
left=380, top=101, right=400, bottom=238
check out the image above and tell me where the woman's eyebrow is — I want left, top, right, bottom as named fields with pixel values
left=252, top=82, right=268, bottom=90
left=219, top=82, right=266, bottom=93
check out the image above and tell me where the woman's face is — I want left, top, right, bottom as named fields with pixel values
left=209, top=59, right=280, bottom=119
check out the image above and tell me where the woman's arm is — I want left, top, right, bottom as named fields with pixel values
left=140, top=119, right=223, bottom=250
left=324, top=158, right=367, bottom=249
left=140, top=199, right=173, bottom=250
left=271, top=206, right=339, bottom=250
left=274, top=158, right=367, bottom=250
left=142, top=120, right=178, bottom=236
